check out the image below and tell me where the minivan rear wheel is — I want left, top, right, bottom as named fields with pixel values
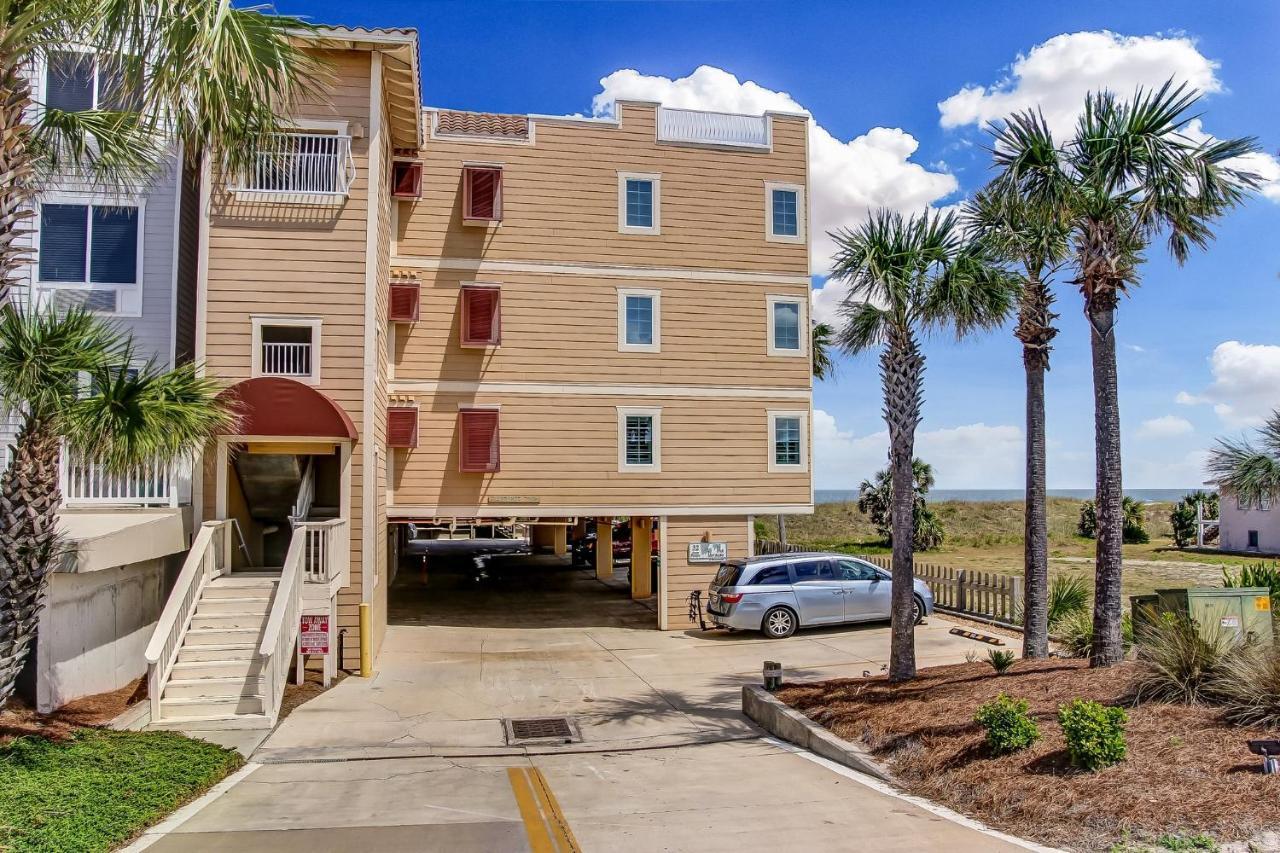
left=912, top=595, right=925, bottom=625
left=762, top=606, right=797, bottom=639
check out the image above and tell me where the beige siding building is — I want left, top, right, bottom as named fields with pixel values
left=173, top=25, right=813, bottom=712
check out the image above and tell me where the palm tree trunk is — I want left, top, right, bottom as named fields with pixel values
left=1088, top=296, right=1125, bottom=666
left=0, top=420, right=64, bottom=706
left=1022, top=356, right=1050, bottom=657
left=1017, top=275, right=1055, bottom=658
left=882, top=328, right=923, bottom=682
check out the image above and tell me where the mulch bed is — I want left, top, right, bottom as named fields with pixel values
left=0, top=678, right=145, bottom=744
left=777, top=659, right=1278, bottom=851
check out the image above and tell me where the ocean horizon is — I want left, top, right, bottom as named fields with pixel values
left=815, top=488, right=1204, bottom=505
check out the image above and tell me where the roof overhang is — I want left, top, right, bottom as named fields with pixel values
left=297, top=25, right=422, bottom=150
left=217, top=377, right=358, bottom=441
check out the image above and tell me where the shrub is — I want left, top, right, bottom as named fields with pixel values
left=1047, top=575, right=1089, bottom=628
left=974, top=694, right=1040, bottom=755
left=986, top=649, right=1017, bottom=674
left=1056, top=609, right=1134, bottom=659
left=1058, top=699, right=1128, bottom=770
left=1211, top=644, right=1280, bottom=728
left=1222, top=562, right=1279, bottom=625
left=1077, top=498, right=1149, bottom=543
left=1170, top=491, right=1218, bottom=548
left=1132, top=614, right=1240, bottom=704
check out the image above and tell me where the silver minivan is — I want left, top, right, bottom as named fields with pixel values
left=705, top=552, right=935, bottom=638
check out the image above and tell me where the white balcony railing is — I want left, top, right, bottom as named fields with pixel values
left=299, top=519, right=348, bottom=585
left=60, top=450, right=187, bottom=508
left=657, top=107, right=771, bottom=149
left=235, top=132, right=356, bottom=197
left=261, top=342, right=312, bottom=377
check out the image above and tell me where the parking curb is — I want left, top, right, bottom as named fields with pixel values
left=741, top=684, right=895, bottom=783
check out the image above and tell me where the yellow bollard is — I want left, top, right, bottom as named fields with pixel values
left=359, top=602, right=373, bottom=677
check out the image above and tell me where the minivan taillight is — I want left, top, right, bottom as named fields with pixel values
left=719, top=593, right=743, bottom=604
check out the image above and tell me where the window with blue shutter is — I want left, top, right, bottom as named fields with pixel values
left=38, top=204, right=89, bottom=282
left=90, top=206, right=138, bottom=284
left=46, top=52, right=94, bottom=113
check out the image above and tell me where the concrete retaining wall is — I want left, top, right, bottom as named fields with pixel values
left=742, top=684, right=894, bottom=782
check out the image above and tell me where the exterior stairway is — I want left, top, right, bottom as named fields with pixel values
left=153, top=575, right=278, bottom=727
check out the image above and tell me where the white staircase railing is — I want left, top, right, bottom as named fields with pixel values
left=144, top=520, right=231, bottom=721
left=260, top=525, right=308, bottom=723
left=298, top=518, right=348, bottom=584
left=289, top=458, right=315, bottom=528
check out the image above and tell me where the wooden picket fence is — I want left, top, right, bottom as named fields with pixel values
left=755, top=539, right=805, bottom=555
left=856, top=554, right=1023, bottom=625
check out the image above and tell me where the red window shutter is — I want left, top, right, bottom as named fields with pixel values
left=458, top=409, right=500, bottom=473
left=392, top=161, right=422, bottom=198
left=389, top=281, right=420, bottom=323
left=463, top=167, right=502, bottom=221
left=387, top=406, right=419, bottom=448
left=460, top=285, right=501, bottom=347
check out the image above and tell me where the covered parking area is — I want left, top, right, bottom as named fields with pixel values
left=386, top=516, right=662, bottom=632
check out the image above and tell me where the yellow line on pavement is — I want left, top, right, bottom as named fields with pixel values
left=507, top=766, right=580, bottom=853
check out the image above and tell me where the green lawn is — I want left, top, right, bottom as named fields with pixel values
left=0, top=729, right=243, bottom=853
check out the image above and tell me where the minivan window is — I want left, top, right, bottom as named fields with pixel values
left=713, top=563, right=743, bottom=587
left=750, top=564, right=792, bottom=585
left=792, top=559, right=834, bottom=582
left=836, top=559, right=879, bottom=581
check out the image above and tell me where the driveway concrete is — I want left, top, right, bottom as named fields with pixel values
left=255, top=564, right=1001, bottom=762
left=137, top=739, right=1033, bottom=852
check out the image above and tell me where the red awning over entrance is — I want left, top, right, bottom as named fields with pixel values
left=217, top=377, right=357, bottom=440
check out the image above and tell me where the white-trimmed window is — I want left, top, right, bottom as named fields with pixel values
left=1262, top=494, right=1273, bottom=511
left=768, top=410, right=809, bottom=473
left=35, top=197, right=143, bottom=316
left=766, top=294, right=806, bottom=357
left=618, top=407, right=661, bottom=473
left=618, top=172, right=661, bottom=235
left=251, top=316, right=322, bottom=384
left=617, top=288, right=660, bottom=353
left=44, top=50, right=136, bottom=113
left=765, top=181, right=805, bottom=244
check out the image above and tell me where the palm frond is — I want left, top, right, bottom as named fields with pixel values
left=0, top=305, right=125, bottom=420
left=811, top=322, right=837, bottom=381
left=838, top=301, right=890, bottom=355
left=1206, top=423, right=1280, bottom=507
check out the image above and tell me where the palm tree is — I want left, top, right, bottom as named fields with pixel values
left=966, top=114, right=1070, bottom=659
left=831, top=209, right=1016, bottom=681
left=811, top=322, right=837, bottom=381
left=990, top=83, right=1258, bottom=667
left=1207, top=411, right=1280, bottom=507
left=0, top=309, right=234, bottom=705
left=0, top=1, right=321, bottom=705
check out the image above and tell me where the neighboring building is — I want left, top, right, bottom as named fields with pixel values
left=1215, top=487, right=1280, bottom=554
left=141, top=24, right=814, bottom=727
left=11, top=51, right=200, bottom=712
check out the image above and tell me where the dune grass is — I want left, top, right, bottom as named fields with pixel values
left=0, top=729, right=242, bottom=853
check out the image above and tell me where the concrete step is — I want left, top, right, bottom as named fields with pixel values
left=196, top=597, right=272, bottom=616
left=184, top=627, right=262, bottom=646
left=158, top=695, right=265, bottom=719
left=189, top=613, right=269, bottom=631
left=164, top=676, right=265, bottom=700
left=148, top=712, right=272, bottom=731
left=176, top=643, right=257, bottom=662
left=170, top=658, right=265, bottom=679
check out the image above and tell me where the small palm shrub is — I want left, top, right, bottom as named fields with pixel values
left=974, top=694, right=1040, bottom=755
left=1077, top=500, right=1097, bottom=538
left=1132, top=614, right=1240, bottom=704
left=1077, top=498, right=1148, bottom=543
left=1047, top=575, right=1089, bottom=628
left=1210, top=645, right=1280, bottom=727
left=1058, top=699, right=1128, bottom=771
left=1056, top=609, right=1134, bottom=659
left=986, top=649, right=1017, bottom=674
left=1222, top=562, right=1280, bottom=627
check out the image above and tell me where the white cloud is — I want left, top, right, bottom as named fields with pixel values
left=1128, top=449, right=1211, bottom=489
left=1136, top=414, right=1194, bottom=439
left=1124, top=343, right=1147, bottom=353
left=589, top=66, right=959, bottom=306
left=812, top=409, right=1024, bottom=489
left=937, top=31, right=1280, bottom=201
left=1178, top=341, right=1280, bottom=427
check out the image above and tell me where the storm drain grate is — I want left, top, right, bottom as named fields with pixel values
left=504, top=716, right=582, bottom=745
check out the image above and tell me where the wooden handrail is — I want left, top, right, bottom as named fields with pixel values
left=144, top=521, right=222, bottom=665
left=260, top=529, right=305, bottom=657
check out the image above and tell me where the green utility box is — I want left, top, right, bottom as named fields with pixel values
left=1130, top=587, right=1274, bottom=647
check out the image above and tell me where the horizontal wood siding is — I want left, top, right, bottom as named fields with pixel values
left=200, top=50, right=373, bottom=666
left=395, top=103, right=808, bottom=274
left=663, top=516, right=750, bottom=629
left=391, top=392, right=809, bottom=512
left=394, top=269, right=811, bottom=387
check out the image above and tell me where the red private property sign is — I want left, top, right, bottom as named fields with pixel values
left=300, top=613, right=329, bottom=656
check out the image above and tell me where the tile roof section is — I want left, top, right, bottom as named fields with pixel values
left=436, top=111, right=530, bottom=140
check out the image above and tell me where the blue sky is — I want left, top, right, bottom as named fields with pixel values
left=282, top=0, right=1280, bottom=490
